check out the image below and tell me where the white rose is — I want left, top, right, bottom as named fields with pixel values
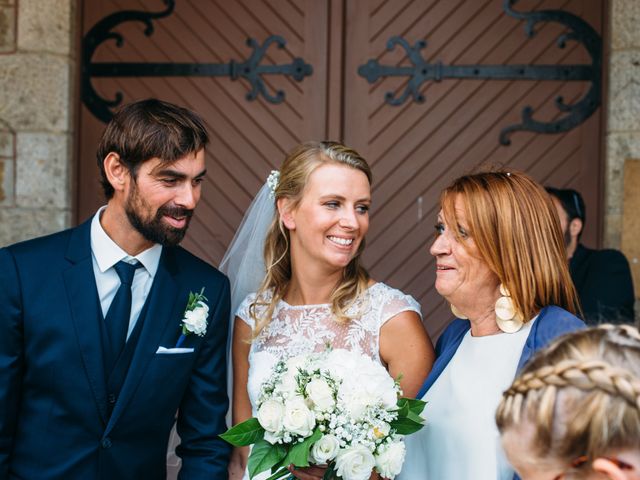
left=310, top=434, right=340, bottom=464
left=263, top=430, right=283, bottom=445
left=257, top=399, right=285, bottom=433
left=325, top=349, right=359, bottom=381
left=306, top=378, right=335, bottom=412
left=282, top=397, right=315, bottom=437
left=335, top=445, right=376, bottom=480
left=182, top=302, right=208, bottom=336
left=375, top=441, right=406, bottom=478
left=372, top=422, right=390, bottom=439
left=339, top=387, right=372, bottom=421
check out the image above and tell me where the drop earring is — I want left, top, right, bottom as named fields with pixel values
left=450, top=304, right=468, bottom=319
left=495, top=284, right=523, bottom=333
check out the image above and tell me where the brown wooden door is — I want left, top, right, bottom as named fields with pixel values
left=78, top=0, right=604, bottom=336
left=342, top=0, right=604, bottom=337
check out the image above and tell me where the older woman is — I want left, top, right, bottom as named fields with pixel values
left=398, top=171, right=584, bottom=479
left=497, top=325, right=640, bottom=480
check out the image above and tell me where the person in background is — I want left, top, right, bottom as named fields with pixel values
left=497, top=324, right=640, bottom=480
left=399, top=170, right=584, bottom=480
left=546, top=187, right=635, bottom=325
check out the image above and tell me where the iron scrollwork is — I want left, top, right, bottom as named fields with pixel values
left=357, top=0, right=601, bottom=145
left=82, top=0, right=313, bottom=123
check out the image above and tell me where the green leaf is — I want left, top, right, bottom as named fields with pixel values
left=285, top=429, right=323, bottom=467
left=264, top=468, right=292, bottom=480
left=248, top=438, right=287, bottom=479
left=322, top=462, right=338, bottom=480
left=398, top=397, right=427, bottom=416
left=390, top=416, right=425, bottom=435
left=220, top=418, right=264, bottom=446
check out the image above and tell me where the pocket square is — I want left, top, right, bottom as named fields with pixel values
left=155, top=346, right=195, bottom=354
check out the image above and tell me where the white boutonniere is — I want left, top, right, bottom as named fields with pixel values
left=176, top=288, right=209, bottom=347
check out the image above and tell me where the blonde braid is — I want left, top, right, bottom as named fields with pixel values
left=496, top=324, right=640, bottom=466
left=505, top=359, right=640, bottom=410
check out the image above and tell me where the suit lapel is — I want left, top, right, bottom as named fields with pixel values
left=62, top=220, right=109, bottom=424
left=106, top=248, right=180, bottom=432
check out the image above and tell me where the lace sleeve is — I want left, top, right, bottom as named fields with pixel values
left=376, top=284, right=423, bottom=327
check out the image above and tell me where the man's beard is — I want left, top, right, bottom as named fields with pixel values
left=125, top=186, right=194, bottom=247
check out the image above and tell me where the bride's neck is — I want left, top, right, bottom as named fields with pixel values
left=285, top=267, right=342, bottom=306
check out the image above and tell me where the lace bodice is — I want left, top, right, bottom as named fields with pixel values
left=236, top=282, right=421, bottom=416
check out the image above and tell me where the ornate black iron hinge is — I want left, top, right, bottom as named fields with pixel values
left=82, top=0, right=313, bottom=123
left=357, top=0, right=601, bottom=145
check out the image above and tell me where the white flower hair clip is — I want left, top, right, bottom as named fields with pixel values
left=267, top=170, right=280, bottom=199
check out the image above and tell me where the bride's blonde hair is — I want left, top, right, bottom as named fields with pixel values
left=249, top=141, right=372, bottom=338
left=496, top=325, right=640, bottom=469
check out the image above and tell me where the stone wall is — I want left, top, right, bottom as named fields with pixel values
left=0, top=0, right=75, bottom=246
left=607, top=0, right=640, bottom=320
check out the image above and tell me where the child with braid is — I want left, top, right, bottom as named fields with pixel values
left=496, top=325, right=640, bottom=480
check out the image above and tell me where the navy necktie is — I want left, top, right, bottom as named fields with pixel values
left=105, top=260, right=142, bottom=364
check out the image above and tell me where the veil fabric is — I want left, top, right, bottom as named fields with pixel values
left=218, top=181, right=275, bottom=423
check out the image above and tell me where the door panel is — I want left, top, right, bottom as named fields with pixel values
left=79, top=0, right=604, bottom=335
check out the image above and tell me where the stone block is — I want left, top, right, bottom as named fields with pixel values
left=604, top=133, right=640, bottom=248
left=611, top=0, right=640, bottom=50
left=0, top=54, right=71, bottom=131
left=0, top=158, right=14, bottom=206
left=16, top=132, right=70, bottom=209
left=0, top=207, right=69, bottom=247
left=17, top=0, right=72, bottom=54
left=0, top=0, right=16, bottom=6
left=0, top=5, right=16, bottom=53
left=0, top=129, right=15, bottom=158
left=608, top=51, right=640, bottom=132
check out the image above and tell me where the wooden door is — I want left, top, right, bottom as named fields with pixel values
left=78, top=0, right=331, bottom=264
left=79, top=0, right=605, bottom=339
left=342, top=0, right=605, bottom=337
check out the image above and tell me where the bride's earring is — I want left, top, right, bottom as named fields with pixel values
left=450, top=304, right=467, bottom=319
left=495, top=284, right=523, bottom=333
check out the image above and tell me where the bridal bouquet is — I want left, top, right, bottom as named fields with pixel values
left=221, top=349, right=426, bottom=480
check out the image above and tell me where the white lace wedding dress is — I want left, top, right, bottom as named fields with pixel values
left=235, top=282, right=421, bottom=480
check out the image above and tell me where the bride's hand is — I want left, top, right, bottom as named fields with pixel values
left=287, top=464, right=327, bottom=479
left=228, top=446, right=249, bottom=479
left=287, top=464, right=382, bottom=480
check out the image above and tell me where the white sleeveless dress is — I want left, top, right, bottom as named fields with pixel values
left=236, top=283, right=421, bottom=480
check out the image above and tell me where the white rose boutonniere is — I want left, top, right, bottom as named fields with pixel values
left=176, top=288, right=208, bottom=347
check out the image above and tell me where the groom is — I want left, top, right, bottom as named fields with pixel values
left=0, top=99, right=231, bottom=479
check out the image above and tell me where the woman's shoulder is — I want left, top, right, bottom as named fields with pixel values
left=367, top=282, right=422, bottom=324
left=236, top=289, right=274, bottom=325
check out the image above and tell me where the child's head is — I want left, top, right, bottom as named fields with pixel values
left=496, top=325, right=640, bottom=480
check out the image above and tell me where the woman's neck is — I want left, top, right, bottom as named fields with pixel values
left=468, top=307, right=501, bottom=336
left=285, top=266, right=343, bottom=306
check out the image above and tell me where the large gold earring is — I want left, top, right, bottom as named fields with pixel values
left=495, top=284, right=523, bottom=333
left=450, top=304, right=468, bottom=319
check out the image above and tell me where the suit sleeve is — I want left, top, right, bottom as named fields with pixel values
left=176, top=274, right=232, bottom=479
left=0, top=248, right=24, bottom=477
left=587, top=250, right=635, bottom=323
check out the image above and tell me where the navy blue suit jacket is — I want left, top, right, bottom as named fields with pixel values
left=0, top=220, right=231, bottom=479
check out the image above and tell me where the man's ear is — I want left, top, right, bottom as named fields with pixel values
left=277, top=197, right=295, bottom=230
left=592, top=457, right=630, bottom=480
left=103, top=152, right=129, bottom=194
left=569, top=217, right=583, bottom=239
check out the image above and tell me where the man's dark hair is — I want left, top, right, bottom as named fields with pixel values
left=545, top=187, right=586, bottom=223
left=96, top=98, right=209, bottom=199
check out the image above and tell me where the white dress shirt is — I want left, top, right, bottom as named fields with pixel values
left=90, top=207, right=162, bottom=339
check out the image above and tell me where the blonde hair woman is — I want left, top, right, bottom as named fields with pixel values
left=226, top=141, right=434, bottom=480
left=497, top=325, right=640, bottom=480
left=398, top=170, right=584, bottom=479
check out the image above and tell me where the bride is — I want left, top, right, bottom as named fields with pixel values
left=223, top=141, right=434, bottom=480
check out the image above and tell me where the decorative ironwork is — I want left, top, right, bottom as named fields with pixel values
left=357, top=0, right=601, bottom=145
left=82, top=0, right=313, bottom=123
